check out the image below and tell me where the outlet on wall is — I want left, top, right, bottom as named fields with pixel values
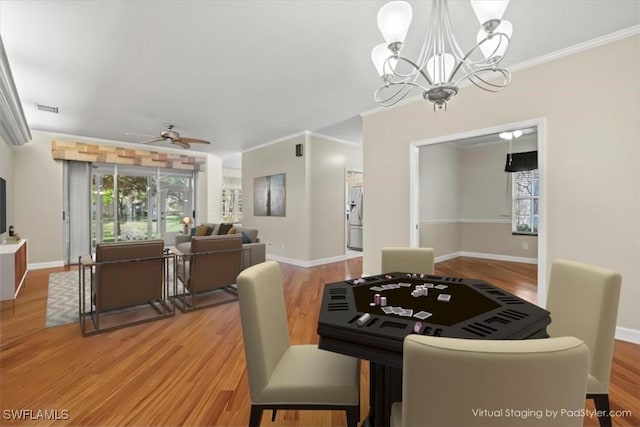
left=523, top=242, right=528, bottom=250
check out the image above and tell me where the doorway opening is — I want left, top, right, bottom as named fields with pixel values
left=346, top=170, right=363, bottom=254
left=409, top=118, right=548, bottom=305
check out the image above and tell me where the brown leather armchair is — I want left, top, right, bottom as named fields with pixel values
left=174, top=234, right=244, bottom=311
left=79, top=239, right=174, bottom=335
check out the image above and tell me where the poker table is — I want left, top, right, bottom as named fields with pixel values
left=317, top=272, right=551, bottom=427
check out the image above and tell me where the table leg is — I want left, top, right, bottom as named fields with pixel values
left=365, top=362, right=403, bottom=427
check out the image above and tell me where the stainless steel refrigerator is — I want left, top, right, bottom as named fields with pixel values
left=348, top=187, right=363, bottom=251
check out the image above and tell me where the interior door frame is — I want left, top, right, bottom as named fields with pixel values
left=409, top=117, right=548, bottom=306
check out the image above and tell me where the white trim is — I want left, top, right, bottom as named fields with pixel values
left=420, top=219, right=512, bottom=225
left=266, top=252, right=361, bottom=268
left=460, top=219, right=512, bottom=224
left=242, top=131, right=308, bottom=154
left=360, top=26, right=640, bottom=118
left=510, top=25, right=640, bottom=74
left=420, top=219, right=459, bottom=225
left=435, top=252, right=461, bottom=263
left=28, top=260, right=65, bottom=270
left=615, top=326, right=640, bottom=344
left=308, top=132, right=361, bottom=147
left=460, top=251, right=538, bottom=265
left=409, top=143, right=419, bottom=247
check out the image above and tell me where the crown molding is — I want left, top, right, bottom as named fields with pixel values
left=242, top=130, right=308, bottom=154
left=308, top=131, right=361, bottom=147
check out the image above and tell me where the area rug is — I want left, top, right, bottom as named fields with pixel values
left=46, top=271, right=87, bottom=328
left=45, top=271, right=183, bottom=328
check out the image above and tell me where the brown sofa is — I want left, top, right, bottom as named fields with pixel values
left=175, top=223, right=265, bottom=270
left=80, top=239, right=174, bottom=335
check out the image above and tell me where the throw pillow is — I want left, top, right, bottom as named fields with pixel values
left=205, top=226, right=214, bottom=236
left=240, top=231, right=251, bottom=244
left=227, top=227, right=236, bottom=235
left=217, top=223, right=233, bottom=235
left=195, top=225, right=210, bottom=236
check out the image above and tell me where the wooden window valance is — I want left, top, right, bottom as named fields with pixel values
left=51, top=140, right=205, bottom=171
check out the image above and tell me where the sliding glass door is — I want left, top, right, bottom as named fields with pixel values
left=91, top=164, right=194, bottom=249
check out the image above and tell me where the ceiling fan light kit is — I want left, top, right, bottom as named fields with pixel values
left=371, top=0, right=512, bottom=111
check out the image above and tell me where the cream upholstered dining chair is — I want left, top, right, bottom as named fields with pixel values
left=237, top=261, right=360, bottom=427
left=381, top=247, right=435, bottom=275
left=546, top=259, right=622, bottom=427
left=391, top=335, right=589, bottom=427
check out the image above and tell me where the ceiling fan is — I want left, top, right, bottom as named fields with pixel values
left=138, top=124, right=211, bottom=149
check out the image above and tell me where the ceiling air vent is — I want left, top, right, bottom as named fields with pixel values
left=36, top=103, right=59, bottom=114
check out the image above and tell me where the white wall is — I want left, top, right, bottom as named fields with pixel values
left=363, top=35, right=640, bottom=337
left=0, top=135, right=14, bottom=243
left=242, top=132, right=363, bottom=264
left=198, top=153, right=223, bottom=223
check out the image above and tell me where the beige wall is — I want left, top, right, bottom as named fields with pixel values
left=419, top=143, right=458, bottom=221
left=459, top=137, right=537, bottom=220
left=13, top=132, right=64, bottom=264
left=242, top=134, right=311, bottom=260
left=363, top=35, right=640, bottom=334
left=0, top=135, right=14, bottom=243
left=242, top=132, right=363, bottom=263
left=198, top=153, right=223, bottom=223
left=308, top=134, right=362, bottom=260
left=460, top=222, right=538, bottom=259
left=419, top=222, right=460, bottom=258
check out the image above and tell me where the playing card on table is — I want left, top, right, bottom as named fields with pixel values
left=389, top=283, right=400, bottom=289
left=424, top=283, right=435, bottom=288
left=391, top=306, right=404, bottom=315
left=369, top=286, right=384, bottom=292
left=381, top=306, right=394, bottom=314
left=398, top=282, right=412, bottom=287
left=381, top=284, right=395, bottom=290
left=414, top=311, right=433, bottom=320
left=400, top=308, right=413, bottom=317
left=434, top=284, right=448, bottom=290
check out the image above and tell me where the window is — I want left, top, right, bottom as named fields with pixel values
left=222, top=175, right=242, bottom=223
left=512, top=169, right=539, bottom=235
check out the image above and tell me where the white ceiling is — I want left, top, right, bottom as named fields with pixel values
left=1, top=1, right=639, bottom=168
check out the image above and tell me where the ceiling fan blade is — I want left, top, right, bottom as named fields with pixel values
left=173, top=140, right=191, bottom=149
left=141, top=137, right=166, bottom=144
left=179, top=137, right=211, bottom=145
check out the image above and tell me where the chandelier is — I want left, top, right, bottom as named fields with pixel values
left=371, top=0, right=513, bottom=111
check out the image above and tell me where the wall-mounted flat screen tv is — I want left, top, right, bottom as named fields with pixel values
left=0, top=177, right=6, bottom=234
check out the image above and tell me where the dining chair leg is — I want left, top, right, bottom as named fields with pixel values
left=249, top=405, right=263, bottom=427
left=346, top=406, right=359, bottom=427
left=588, top=394, right=612, bottom=427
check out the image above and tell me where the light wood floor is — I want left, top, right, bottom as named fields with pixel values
left=1, top=257, right=638, bottom=426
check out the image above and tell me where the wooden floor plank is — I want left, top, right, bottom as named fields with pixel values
left=0, top=257, right=638, bottom=426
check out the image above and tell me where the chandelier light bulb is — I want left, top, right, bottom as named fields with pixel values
left=499, top=132, right=514, bottom=140
left=512, top=129, right=523, bottom=138
left=371, top=43, right=398, bottom=77
left=470, top=0, right=510, bottom=27
left=377, top=1, right=413, bottom=46
left=372, top=0, right=512, bottom=110
left=477, top=20, right=512, bottom=60
left=426, top=53, right=455, bottom=85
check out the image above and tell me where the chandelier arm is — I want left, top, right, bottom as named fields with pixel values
left=461, top=68, right=511, bottom=92
left=389, top=55, right=434, bottom=86
left=449, top=32, right=511, bottom=82
left=374, top=82, right=416, bottom=106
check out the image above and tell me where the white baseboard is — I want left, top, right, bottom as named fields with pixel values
left=459, top=251, right=538, bottom=265
left=435, top=252, right=462, bottom=263
left=615, top=326, right=640, bottom=344
left=28, top=261, right=65, bottom=270
left=266, top=252, right=361, bottom=268
left=435, top=251, right=537, bottom=265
